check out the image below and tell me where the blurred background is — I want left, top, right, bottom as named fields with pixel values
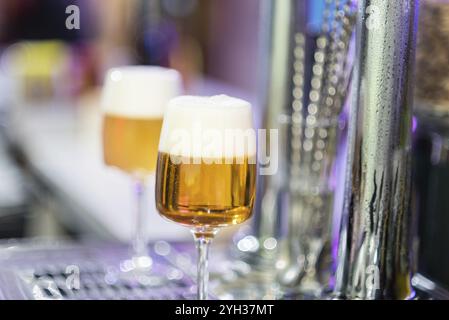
left=0, top=0, right=262, bottom=243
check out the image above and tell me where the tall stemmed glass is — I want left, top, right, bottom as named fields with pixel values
left=155, top=95, right=257, bottom=299
left=101, top=66, right=182, bottom=281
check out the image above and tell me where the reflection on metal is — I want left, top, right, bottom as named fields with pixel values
left=334, top=0, right=419, bottom=300
left=277, top=0, right=355, bottom=297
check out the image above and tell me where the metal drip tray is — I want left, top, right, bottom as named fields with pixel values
left=0, top=239, right=200, bottom=300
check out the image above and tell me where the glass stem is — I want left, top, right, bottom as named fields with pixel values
left=195, top=235, right=212, bottom=300
left=132, top=177, right=148, bottom=260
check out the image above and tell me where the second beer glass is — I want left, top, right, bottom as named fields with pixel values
left=101, top=66, right=182, bottom=281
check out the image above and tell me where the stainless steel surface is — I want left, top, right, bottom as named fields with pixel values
left=0, top=239, right=203, bottom=300
left=334, top=0, right=418, bottom=299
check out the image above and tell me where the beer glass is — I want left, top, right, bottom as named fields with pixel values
left=101, top=66, right=182, bottom=280
left=155, top=95, right=257, bottom=299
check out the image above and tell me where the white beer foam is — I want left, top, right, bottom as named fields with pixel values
left=101, top=66, right=182, bottom=118
left=159, top=95, right=256, bottom=159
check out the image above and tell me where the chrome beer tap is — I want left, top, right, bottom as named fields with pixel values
left=334, top=0, right=419, bottom=300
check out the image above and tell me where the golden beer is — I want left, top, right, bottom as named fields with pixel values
left=103, top=114, right=163, bottom=174
left=101, top=66, right=181, bottom=175
left=156, top=153, right=256, bottom=228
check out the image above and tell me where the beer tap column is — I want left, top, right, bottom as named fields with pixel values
left=238, top=0, right=301, bottom=263
left=334, top=0, right=419, bottom=299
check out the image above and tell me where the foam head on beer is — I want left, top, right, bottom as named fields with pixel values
left=101, top=66, right=182, bottom=174
left=101, top=66, right=182, bottom=118
left=158, top=95, right=256, bottom=164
